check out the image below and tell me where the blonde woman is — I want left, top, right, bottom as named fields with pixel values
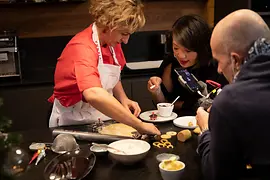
left=48, top=0, right=160, bottom=135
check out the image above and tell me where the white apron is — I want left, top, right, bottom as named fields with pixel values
left=49, top=23, right=121, bottom=127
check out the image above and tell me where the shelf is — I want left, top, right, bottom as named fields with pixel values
left=0, top=0, right=85, bottom=6
left=257, top=12, right=270, bottom=16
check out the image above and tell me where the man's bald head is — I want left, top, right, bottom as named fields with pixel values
left=211, top=9, right=270, bottom=83
left=212, top=9, right=269, bottom=56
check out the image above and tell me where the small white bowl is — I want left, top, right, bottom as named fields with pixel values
left=90, top=144, right=108, bottom=154
left=107, top=139, right=150, bottom=165
left=159, top=160, right=185, bottom=180
left=157, top=103, right=174, bottom=117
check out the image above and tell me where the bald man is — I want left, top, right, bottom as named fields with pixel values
left=196, top=9, right=270, bottom=180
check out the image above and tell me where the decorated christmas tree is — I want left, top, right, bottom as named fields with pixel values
left=0, top=98, right=21, bottom=180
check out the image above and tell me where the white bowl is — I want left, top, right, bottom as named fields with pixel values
left=159, top=160, right=185, bottom=180
left=107, top=139, right=151, bottom=165
left=157, top=103, right=174, bottom=117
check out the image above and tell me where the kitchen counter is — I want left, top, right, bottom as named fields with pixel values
left=13, top=122, right=203, bottom=180
left=0, top=68, right=55, bottom=88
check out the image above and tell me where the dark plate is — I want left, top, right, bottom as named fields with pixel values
left=44, top=146, right=96, bottom=180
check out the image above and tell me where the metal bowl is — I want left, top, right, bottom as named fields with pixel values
left=44, top=147, right=96, bottom=180
left=51, top=134, right=80, bottom=154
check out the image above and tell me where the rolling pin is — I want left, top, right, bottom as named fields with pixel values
left=52, top=129, right=132, bottom=143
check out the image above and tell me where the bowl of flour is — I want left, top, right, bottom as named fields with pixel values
left=108, top=139, right=151, bottom=165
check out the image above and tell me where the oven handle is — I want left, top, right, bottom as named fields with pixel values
left=0, top=47, right=17, bottom=52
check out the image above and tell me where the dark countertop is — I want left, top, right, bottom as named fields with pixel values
left=13, top=122, right=203, bottom=180
left=0, top=68, right=55, bottom=88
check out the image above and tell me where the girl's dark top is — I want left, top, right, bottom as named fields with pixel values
left=157, top=54, right=228, bottom=116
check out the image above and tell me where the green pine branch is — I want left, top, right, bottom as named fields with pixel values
left=0, top=116, right=12, bottom=132
left=0, top=98, right=20, bottom=180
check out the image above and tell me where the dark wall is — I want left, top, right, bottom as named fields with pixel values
left=18, top=30, right=166, bottom=84
left=214, top=0, right=270, bottom=28
left=214, top=0, right=249, bottom=25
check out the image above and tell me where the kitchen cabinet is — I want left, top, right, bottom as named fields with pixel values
left=131, top=77, right=156, bottom=111
left=120, top=79, right=132, bottom=99
left=0, top=74, right=155, bottom=132
left=0, top=85, right=53, bottom=132
left=122, top=76, right=156, bottom=112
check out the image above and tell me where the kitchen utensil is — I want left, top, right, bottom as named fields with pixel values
left=90, top=144, right=108, bottom=154
left=157, top=103, right=174, bottom=117
left=150, top=85, right=155, bottom=89
left=29, top=143, right=46, bottom=151
left=35, top=149, right=46, bottom=165
left=173, top=116, right=197, bottom=129
left=170, top=96, right=180, bottom=106
left=52, top=129, right=132, bottom=143
left=44, top=147, right=96, bottom=180
left=156, top=153, right=180, bottom=163
left=29, top=150, right=41, bottom=165
left=51, top=134, right=80, bottom=154
left=92, top=143, right=126, bottom=154
left=107, top=139, right=150, bottom=165
left=140, top=110, right=177, bottom=123
left=159, top=160, right=185, bottom=180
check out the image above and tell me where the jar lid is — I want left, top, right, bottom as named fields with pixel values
left=156, top=153, right=180, bottom=162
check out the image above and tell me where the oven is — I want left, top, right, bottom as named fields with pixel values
left=0, top=30, right=21, bottom=78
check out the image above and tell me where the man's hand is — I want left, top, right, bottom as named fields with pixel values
left=196, top=107, right=209, bottom=130
left=121, top=98, right=141, bottom=117
left=136, top=122, right=161, bottom=135
left=147, top=76, right=162, bottom=94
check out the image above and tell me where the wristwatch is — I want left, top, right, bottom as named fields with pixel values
left=199, top=127, right=209, bottom=136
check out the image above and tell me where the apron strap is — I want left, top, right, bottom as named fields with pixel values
left=109, top=46, right=120, bottom=66
left=92, top=23, right=120, bottom=66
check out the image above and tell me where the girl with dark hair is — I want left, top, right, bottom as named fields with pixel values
left=147, top=15, right=227, bottom=116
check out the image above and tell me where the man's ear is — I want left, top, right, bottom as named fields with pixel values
left=230, top=52, right=243, bottom=71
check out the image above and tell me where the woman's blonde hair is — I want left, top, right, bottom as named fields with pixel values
left=89, top=0, right=145, bottom=33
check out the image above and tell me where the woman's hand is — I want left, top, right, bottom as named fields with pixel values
left=136, top=122, right=161, bottom=135
left=147, top=76, right=162, bottom=94
left=121, top=98, right=141, bottom=117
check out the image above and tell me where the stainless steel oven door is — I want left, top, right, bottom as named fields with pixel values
left=0, top=47, right=21, bottom=77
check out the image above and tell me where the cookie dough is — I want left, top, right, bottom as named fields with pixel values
left=177, top=130, right=192, bottom=142
left=98, top=123, right=137, bottom=137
